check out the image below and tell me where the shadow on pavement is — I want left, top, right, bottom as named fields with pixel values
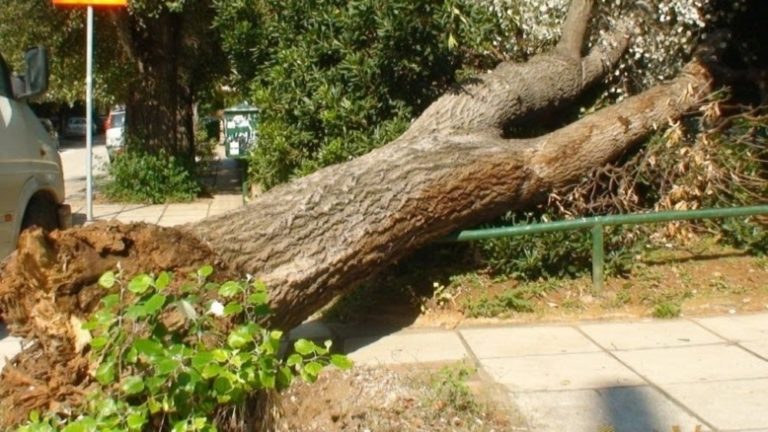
left=600, top=386, right=664, bottom=431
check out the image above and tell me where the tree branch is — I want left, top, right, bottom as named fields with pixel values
left=580, top=18, right=633, bottom=87
left=555, top=0, right=594, bottom=58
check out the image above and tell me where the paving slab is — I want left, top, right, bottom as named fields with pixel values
left=344, top=331, right=468, bottom=365
left=481, top=352, right=644, bottom=391
left=460, top=326, right=600, bottom=359
left=511, top=386, right=709, bottom=432
left=696, top=314, right=768, bottom=342
left=740, top=341, right=768, bottom=360
left=91, top=204, right=127, bottom=220
left=664, top=378, right=768, bottom=431
left=614, top=344, right=768, bottom=384
left=579, top=319, right=724, bottom=351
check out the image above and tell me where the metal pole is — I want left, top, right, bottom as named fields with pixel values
left=591, top=224, right=604, bottom=292
left=85, top=6, right=94, bottom=221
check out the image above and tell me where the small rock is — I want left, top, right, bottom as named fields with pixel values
left=729, top=309, right=736, bottom=314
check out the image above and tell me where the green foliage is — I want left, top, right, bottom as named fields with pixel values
left=214, top=0, right=503, bottom=188
left=652, top=301, right=682, bottom=319
left=17, top=267, right=351, bottom=431
left=104, top=149, right=202, bottom=204
left=478, top=213, right=637, bottom=281
left=461, top=279, right=560, bottom=318
left=428, top=364, right=479, bottom=414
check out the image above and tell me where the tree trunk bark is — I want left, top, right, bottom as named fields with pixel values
left=189, top=1, right=715, bottom=329
left=110, top=8, right=198, bottom=157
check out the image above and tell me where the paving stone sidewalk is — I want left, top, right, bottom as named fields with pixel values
left=290, top=313, right=768, bottom=432
left=67, top=148, right=245, bottom=227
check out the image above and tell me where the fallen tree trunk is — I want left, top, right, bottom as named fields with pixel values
left=0, top=0, right=719, bottom=425
left=188, top=1, right=714, bottom=328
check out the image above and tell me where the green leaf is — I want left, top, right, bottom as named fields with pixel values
left=155, top=271, right=172, bottom=290
left=126, top=410, right=147, bottom=430
left=172, top=421, right=188, bottom=432
left=213, top=375, right=234, bottom=399
left=98, top=271, right=117, bottom=289
left=259, top=370, right=276, bottom=389
left=301, top=361, right=324, bottom=383
left=227, top=326, right=254, bottom=349
left=223, top=302, right=243, bottom=316
left=143, top=294, right=167, bottom=315
left=133, top=338, right=164, bottom=358
left=246, top=291, right=268, bottom=306
left=212, top=349, right=228, bottom=362
left=155, top=357, right=179, bottom=376
left=330, top=354, right=353, bottom=370
left=191, top=351, right=215, bottom=370
left=125, top=304, right=147, bottom=320
left=128, top=274, right=154, bottom=294
left=294, top=339, right=316, bottom=356
left=95, top=360, right=116, bottom=385
left=121, top=376, right=145, bottom=395
left=201, top=363, right=223, bottom=379
left=218, top=281, right=243, bottom=297
left=89, top=336, right=109, bottom=349
left=197, top=265, right=214, bottom=279
left=251, top=280, right=268, bottom=292
left=286, top=353, right=302, bottom=367
left=145, top=376, right=166, bottom=393
left=100, top=294, right=120, bottom=309
left=277, top=366, right=293, bottom=390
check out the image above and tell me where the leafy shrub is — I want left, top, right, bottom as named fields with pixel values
left=478, top=212, right=637, bottom=281
left=105, top=149, right=202, bottom=204
left=17, top=266, right=351, bottom=431
left=214, top=0, right=503, bottom=189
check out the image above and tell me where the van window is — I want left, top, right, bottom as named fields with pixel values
left=0, top=54, right=11, bottom=98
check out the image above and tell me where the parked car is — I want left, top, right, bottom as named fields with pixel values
left=0, top=47, right=71, bottom=258
left=105, top=106, right=125, bottom=161
left=64, top=116, right=87, bottom=137
left=64, top=116, right=99, bottom=138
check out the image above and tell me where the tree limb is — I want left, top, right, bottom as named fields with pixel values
left=555, top=0, right=593, bottom=58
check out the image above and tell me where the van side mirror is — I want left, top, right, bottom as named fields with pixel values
left=12, top=46, right=49, bottom=100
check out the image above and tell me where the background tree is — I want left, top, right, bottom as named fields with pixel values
left=0, top=0, right=227, bottom=159
left=214, top=0, right=505, bottom=188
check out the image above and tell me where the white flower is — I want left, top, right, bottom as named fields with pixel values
left=209, top=300, right=225, bottom=317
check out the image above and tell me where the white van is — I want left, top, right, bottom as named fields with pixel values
left=0, top=47, right=70, bottom=258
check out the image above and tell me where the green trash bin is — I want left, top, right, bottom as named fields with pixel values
left=223, top=103, right=259, bottom=159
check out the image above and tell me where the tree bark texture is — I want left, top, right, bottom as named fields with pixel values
left=189, top=0, right=714, bottom=329
left=108, top=3, right=224, bottom=157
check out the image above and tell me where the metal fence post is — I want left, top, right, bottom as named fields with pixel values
left=591, top=224, right=604, bottom=292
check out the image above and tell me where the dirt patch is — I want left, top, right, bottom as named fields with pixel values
left=326, top=241, right=768, bottom=329
left=0, top=222, right=227, bottom=428
left=275, top=364, right=522, bottom=432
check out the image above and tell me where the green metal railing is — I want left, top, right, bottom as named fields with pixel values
left=444, top=205, right=768, bottom=290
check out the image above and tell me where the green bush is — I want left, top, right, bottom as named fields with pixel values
left=214, top=0, right=503, bottom=189
left=478, top=212, right=637, bottom=281
left=16, top=267, right=351, bottom=431
left=105, top=149, right=202, bottom=204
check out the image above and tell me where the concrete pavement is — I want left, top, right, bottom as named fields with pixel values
left=314, top=313, right=768, bottom=432
left=61, top=142, right=245, bottom=227
left=2, top=303, right=767, bottom=430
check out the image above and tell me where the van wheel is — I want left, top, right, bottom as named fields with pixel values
left=21, top=197, right=59, bottom=232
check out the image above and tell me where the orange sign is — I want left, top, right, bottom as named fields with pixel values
left=52, top=0, right=127, bottom=6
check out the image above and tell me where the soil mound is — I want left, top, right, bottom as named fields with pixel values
left=0, top=222, right=225, bottom=428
